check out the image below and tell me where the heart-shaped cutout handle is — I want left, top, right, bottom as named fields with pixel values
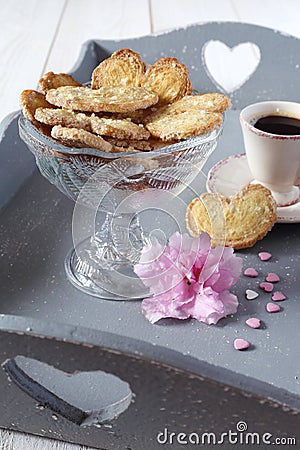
left=3, top=356, right=132, bottom=426
left=202, top=40, right=261, bottom=93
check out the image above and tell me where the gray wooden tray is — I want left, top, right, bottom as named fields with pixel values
left=0, top=23, right=299, bottom=449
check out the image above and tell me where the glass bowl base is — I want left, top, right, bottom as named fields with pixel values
left=65, top=238, right=150, bottom=301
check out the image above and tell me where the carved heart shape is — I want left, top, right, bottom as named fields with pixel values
left=3, top=356, right=132, bottom=425
left=186, top=184, right=277, bottom=249
left=202, top=40, right=261, bottom=93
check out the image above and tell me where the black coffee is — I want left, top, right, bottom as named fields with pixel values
left=253, top=114, right=300, bottom=135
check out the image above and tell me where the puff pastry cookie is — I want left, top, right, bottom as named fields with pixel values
left=92, top=48, right=145, bottom=89
left=39, top=72, right=82, bottom=94
left=186, top=184, right=277, bottom=249
left=141, top=57, right=192, bottom=105
left=46, top=86, right=159, bottom=113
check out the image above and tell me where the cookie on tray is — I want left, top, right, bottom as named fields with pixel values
left=90, top=116, right=150, bottom=140
left=186, top=184, right=277, bottom=249
left=141, top=57, right=192, bottom=105
left=39, top=72, right=82, bottom=94
left=92, top=48, right=145, bottom=89
left=46, top=86, right=159, bottom=113
left=51, top=125, right=113, bottom=151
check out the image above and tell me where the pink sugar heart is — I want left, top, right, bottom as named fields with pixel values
left=246, top=318, right=261, bottom=329
left=244, top=268, right=258, bottom=277
left=234, top=338, right=250, bottom=351
left=266, top=302, right=281, bottom=313
left=272, top=291, right=286, bottom=302
left=260, top=282, right=274, bottom=292
left=266, top=272, right=280, bottom=283
left=258, top=252, right=272, bottom=261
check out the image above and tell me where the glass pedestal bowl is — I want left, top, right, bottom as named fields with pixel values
left=19, top=114, right=223, bottom=300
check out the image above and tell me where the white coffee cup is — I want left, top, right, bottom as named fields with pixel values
left=240, top=101, right=300, bottom=206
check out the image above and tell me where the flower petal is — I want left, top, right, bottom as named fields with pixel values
left=218, top=290, right=239, bottom=316
left=184, top=286, right=239, bottom=325
left=142, top=293, right=191, bottom=323
left=201, top=246, right=243, bottom=292
left=185, top=287, right=223, bottom=324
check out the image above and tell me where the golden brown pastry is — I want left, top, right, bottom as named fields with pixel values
left=92, top=48, right=145, bottom=89
left=35, top=107, right=92, bottom=131
left=46, top=85, right=159, bottom=113
left=39, top=72, right=82, bottom=94
left=186, top=184, right=277, bottom=249
left=90, top=116, right=150, bottom=140
left=146, top=110, right=222, bottom=141
left=51, top=125, right=113, bottom=152
left=141, top=57, right=192, bottom=105
left=20, top=89, right=54, bottom=135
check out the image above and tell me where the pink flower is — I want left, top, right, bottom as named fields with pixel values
left=134, top=232, right=242, bottom=325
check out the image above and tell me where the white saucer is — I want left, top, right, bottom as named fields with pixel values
left=206, top=154, right=300, bottom=223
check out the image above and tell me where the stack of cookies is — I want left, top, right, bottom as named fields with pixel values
left=20, top=48, right=230, bottom=153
